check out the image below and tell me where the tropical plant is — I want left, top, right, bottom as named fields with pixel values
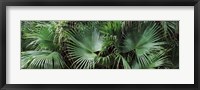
left=21, top=51, right=68, bottom=69
left=21, top=21, right=179, bottom=69
left=21, top=21, right=69, bottom=69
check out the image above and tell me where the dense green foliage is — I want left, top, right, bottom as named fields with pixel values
left=21, top=21, right=179, bottom=69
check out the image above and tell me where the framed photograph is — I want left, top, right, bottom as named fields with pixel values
left=0, top=0, right=199, bottom=90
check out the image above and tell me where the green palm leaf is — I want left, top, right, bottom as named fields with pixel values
left=24, top=24, right=59, bottom=51
left=67, top=29, right=104, bottom=69
left=116, top=22, right=167, bottom=69
left=141, top=50, right=173, bottom=69
left=121, top=23, right=165, bottom=57
left=100, top=21, right=123, bottom=36
left=160, top=21, right=179, bottom=39
left=114, top=53, right=131, bottom=69
left=21, top=51, right=68, bottom=69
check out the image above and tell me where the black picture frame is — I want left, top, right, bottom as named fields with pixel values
left=0, top=0, right=199, bottom=90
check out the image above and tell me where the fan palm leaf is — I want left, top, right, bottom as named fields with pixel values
left=121, top=23, right=165, bottom=57
left=67, top=29, right=104, bottom=69
left=24, top=24, right=59, bottom=51
left=115, top=22, right=167, bottom=69
left=142, top=50, right=173, bottom=69
left=21, top=51, right=68, bottom=69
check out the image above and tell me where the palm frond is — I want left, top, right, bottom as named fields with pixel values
left=21, top=21, right=179, bottom=69
left=24, top=24, right=59, bottom=51
left=121, top=23, right=165, bottom=57
left=21, top=51, right=69, bottom=69
left=67, top=29, right=104, bottom=69
left=141, top=50, right=173, bottom=69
